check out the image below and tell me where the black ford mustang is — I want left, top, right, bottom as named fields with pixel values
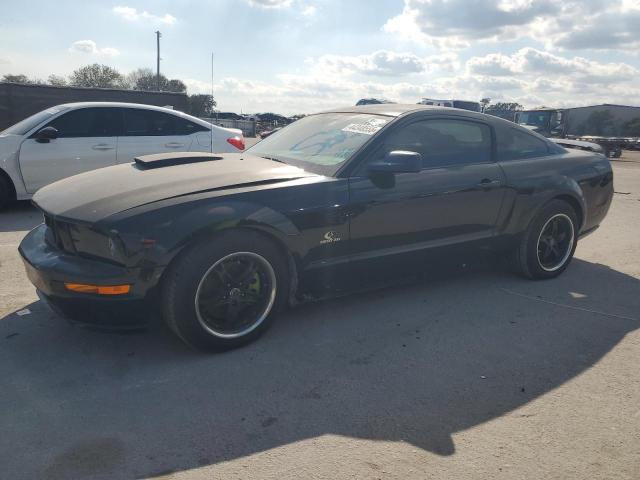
left=19, top=105, right=613, bottom=351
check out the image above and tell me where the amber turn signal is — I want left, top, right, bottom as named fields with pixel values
left=64, top=283, right=131, bottom=295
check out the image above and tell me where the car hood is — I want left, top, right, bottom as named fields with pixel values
left=33, top=153, right=318, bottom=223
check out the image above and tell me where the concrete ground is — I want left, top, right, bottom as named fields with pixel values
left=1, top=152, right=639, bottom=480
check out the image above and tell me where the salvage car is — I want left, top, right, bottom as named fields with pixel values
left=0, top=102, right=245, bottom=209
left=19, top=104, right=614, bottom=351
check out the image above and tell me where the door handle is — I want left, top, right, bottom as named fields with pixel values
left=165, top=142, right=184, bottom=148
left=92, top=144, right=115, bottom=151
left=477, top=179, right=501, bottom=189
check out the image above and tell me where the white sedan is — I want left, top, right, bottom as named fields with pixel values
left=0, top=102, right=245, bottom=209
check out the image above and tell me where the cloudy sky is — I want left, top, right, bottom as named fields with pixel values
left=1, top=0, right=640, bottom=114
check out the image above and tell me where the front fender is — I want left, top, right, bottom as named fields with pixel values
left=103, top=197, right=302, bottom=268
left=0, top=134, right=28, bottom=199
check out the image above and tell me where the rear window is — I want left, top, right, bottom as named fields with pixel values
left=174, top=116, right=209, bottom=135
left=123, top=109, right=177, bottom=136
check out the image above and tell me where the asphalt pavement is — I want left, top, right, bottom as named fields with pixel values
left=0, top=151, right=638, bottom=480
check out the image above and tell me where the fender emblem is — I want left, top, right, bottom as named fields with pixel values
left=320, top=231, right=341, bottom=244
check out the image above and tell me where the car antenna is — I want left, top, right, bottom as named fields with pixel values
left=210, top=52, right=214, bottom=154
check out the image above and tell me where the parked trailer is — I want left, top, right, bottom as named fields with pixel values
left=418, top=98, right=481, bottom=112
left=515, top=104, right=640, bottom=158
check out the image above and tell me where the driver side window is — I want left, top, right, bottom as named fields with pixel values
left=44, top=108, right=122, bottom=138
left=369, top=118, right=492, bottom=169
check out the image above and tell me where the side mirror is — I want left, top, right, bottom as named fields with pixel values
left=368, top=150, right=422, bottom=174
left=34, top=126, right=58, bottom=143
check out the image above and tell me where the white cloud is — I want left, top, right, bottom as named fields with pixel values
left=466, top=48, right=639, bottom=83
left=384, top=0, right=640, bottom=51
left=113, top=6, right=176, bottom=25
left=247, top=0, right=293, bottom=8
left=301, top=5, right=317, bottom=16
left=307, top=50, right=459, bottom=77
left=69, top=40, right=119, bottom=57
left=384, top=0, right=558, bottom=48
left=188, top=45, right=640, bottom=115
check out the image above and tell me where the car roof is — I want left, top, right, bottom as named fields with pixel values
left=318, top=103, right=519, bottom=128
left=56, top=101, right=182, bottom=112
left=318, top=103, right=491, bottom=119
left=53, top=102, right=218, bottom=129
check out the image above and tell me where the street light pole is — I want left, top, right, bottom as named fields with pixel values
left=155, top=30, right=162, bottom=91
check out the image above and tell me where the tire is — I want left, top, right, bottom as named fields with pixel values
left=0, top=175, right=13, bottom=211
left=162, top=230, right=289, bottom=351
left=512, top=199, right=578, bottom=280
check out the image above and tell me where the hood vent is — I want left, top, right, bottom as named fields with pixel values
left=134, top=152, right=223, bottom=170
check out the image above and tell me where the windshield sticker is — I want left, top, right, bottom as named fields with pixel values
left=342, top=119, right=387, bottom=135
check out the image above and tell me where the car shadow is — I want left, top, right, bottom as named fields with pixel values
left=0, top=201, right=41, bottom=232
left=0, top=258, right=638, bottom=479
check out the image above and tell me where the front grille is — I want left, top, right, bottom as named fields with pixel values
left=43, top=213, right=77, bottom=254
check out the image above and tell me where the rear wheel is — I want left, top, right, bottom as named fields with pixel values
left=162, top=230, right=289, bottom=351
left=512, top=200, right=578, bottom=279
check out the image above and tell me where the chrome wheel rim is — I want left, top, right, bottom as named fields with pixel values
left=195, top=252, right=277, bottom=338
left=536, top=213, right=575, bottom=272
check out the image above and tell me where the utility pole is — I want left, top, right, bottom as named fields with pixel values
left=155, top=30, right=162, bottom=91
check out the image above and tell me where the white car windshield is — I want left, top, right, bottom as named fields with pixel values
left=247, top=113, right=391, bottom=175
left=1, top=106, right=68, bottom=136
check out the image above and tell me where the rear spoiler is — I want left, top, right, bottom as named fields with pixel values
left=134, top=152, right=223, bottom=169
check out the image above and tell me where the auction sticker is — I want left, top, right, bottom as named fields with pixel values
left=342, top=118, right=387, bottom=135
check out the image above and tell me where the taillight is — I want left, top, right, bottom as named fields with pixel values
left=227, top=136, right=245, bottom=150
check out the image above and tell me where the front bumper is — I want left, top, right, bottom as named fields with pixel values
left=19, top=224, right=164, bottom=329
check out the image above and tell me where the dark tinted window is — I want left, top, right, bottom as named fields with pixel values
left=497, top=127, right=550, bottom=161
left=44, top=108, right=122, bottom=138
left=174, top=116, right=209, bottom=135
left=375, top=118, right=492, bottom=167
left=3, top=106, right=69, bottom=136
left=123, top=109, right=177, bottom=136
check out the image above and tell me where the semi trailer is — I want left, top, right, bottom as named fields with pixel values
left=515, top=104, right=640, bottom=158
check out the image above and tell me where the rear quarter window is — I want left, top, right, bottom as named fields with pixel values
left=497, top=127, right=551, bottom=161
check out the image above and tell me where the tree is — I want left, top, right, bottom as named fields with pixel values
left=480, top=98, right=491, bottom=112
left=47, top=74, right=67, bottom=86
left=69, top=64, right=124, bottom=88
left=485, top=102, right=522, bottom=112
left=128, top=68, right=187, bottom=93
left=187, top=94, right=216, bottom=117
left=122, top=68, right=153, bottom=90
left=166, top=78, right=187, bottom=93
left=2, top=74, right=30, bottom=84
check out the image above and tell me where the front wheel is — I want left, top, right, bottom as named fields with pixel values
left=512, top=200, right=578, bottom=279
left=0, top=175, right=13, bottom=211
left=162, top=231, right=289, bottom=351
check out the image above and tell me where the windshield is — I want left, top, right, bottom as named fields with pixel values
left=247, top=113, right=391, bottom=175
left=1, top=106, right=68, bottom=136
left=518, top=111, right=551, bottom=127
